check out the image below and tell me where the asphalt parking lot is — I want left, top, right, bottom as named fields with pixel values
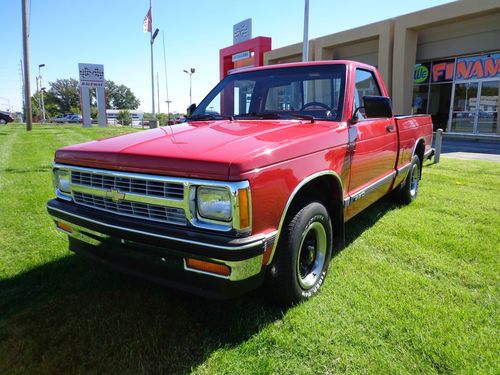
left=435, top=136, right=500, bottom=162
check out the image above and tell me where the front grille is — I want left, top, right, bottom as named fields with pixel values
left=73, top=191, right=187, bottom=225
left=71, top=171, right=184, bottom=200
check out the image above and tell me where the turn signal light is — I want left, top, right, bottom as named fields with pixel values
left=186, top=258, right=231, bottom=277
left=56, top=221, right=73, bottom=234
left=238, top=188, right=250, bottom=229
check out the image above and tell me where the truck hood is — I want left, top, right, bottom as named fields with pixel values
left=56, top=120, right=346, bottom=180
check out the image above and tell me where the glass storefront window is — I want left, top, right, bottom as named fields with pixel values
left=451, top=82, right=478, bottom=133
left=413, top=53, right=499, bottom=134
left=412, top=85, right=429, bottom=114
left=429, top=83, right=452, bottom=131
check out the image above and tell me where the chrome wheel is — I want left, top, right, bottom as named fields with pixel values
left=410, top=162, right=420, bottom=197
left=296, top=221, right=327, bottom=289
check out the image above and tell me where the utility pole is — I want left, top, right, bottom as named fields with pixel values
left=22, top=0, right=32, bottom=131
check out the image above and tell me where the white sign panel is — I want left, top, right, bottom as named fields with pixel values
left=233, top=18, right=252, bottom=45
left=232, top=51, right=251, bottom=62
left=78, top=63, right=105, bottom=88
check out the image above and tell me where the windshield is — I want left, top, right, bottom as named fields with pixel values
left=191, top=64, right=346, bottom=121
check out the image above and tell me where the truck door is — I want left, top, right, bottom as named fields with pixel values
left=346, top=68, right=398, bottom=219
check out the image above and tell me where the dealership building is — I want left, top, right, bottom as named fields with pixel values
left=263, top=0, right=500, bottom=137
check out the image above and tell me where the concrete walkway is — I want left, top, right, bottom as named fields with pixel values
left=433, top=136, right=500, bottom=162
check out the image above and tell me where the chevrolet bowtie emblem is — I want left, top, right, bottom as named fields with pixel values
left=106, top=189, right=125, bottom=202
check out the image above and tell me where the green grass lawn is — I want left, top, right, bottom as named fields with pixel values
left=0, top=124, right=499, bottom=374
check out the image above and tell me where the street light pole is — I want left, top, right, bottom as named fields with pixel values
left=165, top=100, right=171, bottom=123
left=183, top=68, right=195, bottom=105
left=302, top=0, right=309, bottom=62
left=302, top=0, right=310, bottom=103
left=38, top=64, right=46, bottom=122
left=21, top=0, right=32, bottom=131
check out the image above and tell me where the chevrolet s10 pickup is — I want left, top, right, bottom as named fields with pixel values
left=47, top=61, right=433, bottom=305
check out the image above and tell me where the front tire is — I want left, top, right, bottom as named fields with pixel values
left=267, top=201, right=333, bottom=306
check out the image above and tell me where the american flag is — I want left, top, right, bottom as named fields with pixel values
left=143, top=7, right=152, bottom=33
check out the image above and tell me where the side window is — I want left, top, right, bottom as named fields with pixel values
left=354, top=69, right=381, bottom=119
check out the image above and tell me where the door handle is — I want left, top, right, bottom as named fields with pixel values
left=386, top=125, right=394, bottom=132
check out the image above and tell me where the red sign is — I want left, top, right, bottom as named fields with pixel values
left=456, top=54, right=500, bottom=80
left=432, top=60, right=455, bottom=82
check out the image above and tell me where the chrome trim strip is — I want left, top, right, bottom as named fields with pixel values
left=53, top=163, right=252, bottom=233
left=396, top=163, right=411, bottom=176
left=349, top=171, right=396, bottom=203
left=343, top=197, right=351, bottom=208
left=55, top=188, right=73, bottom=201
left=266, top=170, right=344, bottom=266
left=49, top=205, right=273, bottom=252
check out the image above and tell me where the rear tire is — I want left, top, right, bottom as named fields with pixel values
left=393, top=155, right=421, bottom=205
left=266, top=201, right=333, bottom=306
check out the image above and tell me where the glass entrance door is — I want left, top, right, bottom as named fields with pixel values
left=477, top=80, right=499, bottom=134
left=450, top=80, right=499, bottom=134
left=450, top=82, right=478, bottom=133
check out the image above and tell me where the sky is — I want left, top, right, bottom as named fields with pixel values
left=0, top=0, right=455, bottom=114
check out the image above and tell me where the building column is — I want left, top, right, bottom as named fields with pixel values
left=377, top=22, right=394, bottom=96
left=392, top=25, right=417, bottom=114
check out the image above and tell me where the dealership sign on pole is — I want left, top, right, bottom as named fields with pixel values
left=233, top=19, right=252, bottom=45
left=78, top=63, right=106, bottom=128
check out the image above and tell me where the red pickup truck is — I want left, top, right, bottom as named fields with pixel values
left=48, top=61, right=433, bottom=305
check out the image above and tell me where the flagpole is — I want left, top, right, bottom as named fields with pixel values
left=149, top=0, right=156, bottom=124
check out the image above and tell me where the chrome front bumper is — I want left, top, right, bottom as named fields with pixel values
left=47, top=199, right=276, bottom=298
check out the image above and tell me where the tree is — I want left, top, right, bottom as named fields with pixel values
left=43, top=78, right=140, bottom=115
left=105, top=80, right=140, bottom=109
left=47, top=78, right=80, bottom=113
left=156, top=113, right=168, bottom=125
left=117, top=109, right=132, bottom=126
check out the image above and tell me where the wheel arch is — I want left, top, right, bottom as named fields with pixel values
left=413, top=137, right=426, bottom=165
left=265, top=171, right=345, bottom=266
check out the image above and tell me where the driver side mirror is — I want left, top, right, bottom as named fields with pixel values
left=186, top=103, right=197, bottom=117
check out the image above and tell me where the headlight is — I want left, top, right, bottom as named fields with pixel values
left=53, top=168, right=71, bottom=193
left=197, top=186, right=232, bottom=222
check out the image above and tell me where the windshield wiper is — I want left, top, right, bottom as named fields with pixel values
left=235, top=112, right=314, bottom=123
left=188, top=113, right=233, bottom=121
